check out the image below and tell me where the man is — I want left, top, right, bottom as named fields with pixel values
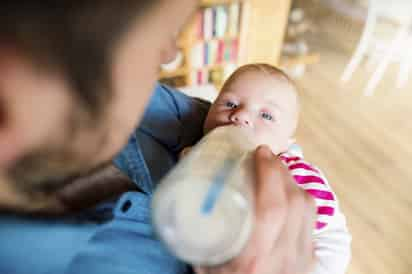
left=0, top=1, right=316, bottom=274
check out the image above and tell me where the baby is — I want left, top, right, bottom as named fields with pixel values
left=184, top=64, right=351, bottom=274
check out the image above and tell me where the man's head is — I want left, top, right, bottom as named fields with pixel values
left=204, top=64, right=299, bottom=155
left=0, top=1, right=198, bottom=210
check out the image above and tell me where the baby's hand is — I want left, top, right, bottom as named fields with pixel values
left=179, top=147, right=192, bottom=159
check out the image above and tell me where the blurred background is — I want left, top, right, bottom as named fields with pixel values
left=158, top=1, right=412, bottom=274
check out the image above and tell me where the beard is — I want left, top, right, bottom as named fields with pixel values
left=6, top=116, right=112, bottom=199
left=1, top=95, right=136, bottom=213
left=8, top=147, right=95, bottom=196
left=3, top=145, right=115, bottom=215
left=2, top=152, right=114, bottom=215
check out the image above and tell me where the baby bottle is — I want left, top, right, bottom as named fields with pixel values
left=151, top=125, right=258, bottom=266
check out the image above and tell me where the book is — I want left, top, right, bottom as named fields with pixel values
left=204, top=42, right=209, bottom=65
left=203, top=7, right=214, bottom=40
left=227, top=3, right=240, bottom=37
left=209, top=68, right=224, bottom=86
left=231, top=38, right=239, bottom=62
left=191, top=42, right=204, bottom=69
left=197, top=70, right=203, bottom=85
left=215, top=6, right=228, bottom=38
left=208, top=40, right=219, bottom=65
left=172, top=2, right=243, bottom=87
left=212, top=7, right=217, bottom=37
left=224, top=40, right=231, bottom=62
left=198, top=69, right=209, bottom=85
left=190, top=69, right=198, bottom=86
left=217, top=39, right=225, bottom=63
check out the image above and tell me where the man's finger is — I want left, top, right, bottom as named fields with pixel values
left=252, top=146, right=288, bottom=253
left=270, top=189, right=305, bottom=274
left=298, top=193, right=317, bottom=272
left=254, top=145, right=287, bottom=221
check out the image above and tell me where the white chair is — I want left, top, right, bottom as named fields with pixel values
left=341, top=0, right=412, bottom=96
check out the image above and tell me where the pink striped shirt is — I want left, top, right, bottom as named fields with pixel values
left=279, top=153, right=336, bottom=230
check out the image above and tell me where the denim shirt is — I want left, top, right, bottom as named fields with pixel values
left=0, top=83, right=210, bottom=274
left=113, top=83, right=210, bottom=193
left=66, top=84, right=210, bottom=274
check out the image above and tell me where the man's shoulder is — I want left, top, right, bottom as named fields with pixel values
left=148, top=83, right=211, bottom=116
left=139, top=83, right=210, bottom=151
left=113, top=83, right=211, bottom=191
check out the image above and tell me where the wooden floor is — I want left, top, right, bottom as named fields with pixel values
left=293, top=3, right=412, bottom=274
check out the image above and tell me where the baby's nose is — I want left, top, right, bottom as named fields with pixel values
left=230, top=110, right=252, bottom=127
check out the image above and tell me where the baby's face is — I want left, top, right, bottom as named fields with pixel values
left=204, top=70, right=299, bottom=154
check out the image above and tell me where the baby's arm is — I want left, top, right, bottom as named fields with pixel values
left=280, top=154, right=351, bottom=274
left=312, top=204, right=351, bottom=274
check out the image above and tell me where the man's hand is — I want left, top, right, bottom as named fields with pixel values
left=195, top=145, right=317, bottom=274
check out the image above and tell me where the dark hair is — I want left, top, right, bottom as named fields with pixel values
left=0, top=2, right=158, bottom=116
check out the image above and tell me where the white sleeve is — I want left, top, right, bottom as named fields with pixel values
left=281, top=151, right=352, bottom=274
left=311, top=206, right=352, bottom=274
left=311, top=168, right=351, bottom=274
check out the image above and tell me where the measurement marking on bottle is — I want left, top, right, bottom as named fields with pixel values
left=201, top=159, right=236, bottom=215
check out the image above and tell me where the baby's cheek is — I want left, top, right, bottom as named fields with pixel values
left=253, top=125, right=272, bottom=145
left=255, top=126, right=288, bottom=154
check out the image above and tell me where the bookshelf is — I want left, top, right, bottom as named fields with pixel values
left=159, top=0, right=291, bottom=88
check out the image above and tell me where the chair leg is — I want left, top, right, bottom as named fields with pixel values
left=341, top=8, right=377, bottom=83
left=397, top=51, right=412, bottom=89
left=366, top=51, right=379, bottom=72
left=364, top=25, right=409, bottom=96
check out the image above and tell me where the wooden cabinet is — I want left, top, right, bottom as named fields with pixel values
left=159, top=0, right=291, bottom=88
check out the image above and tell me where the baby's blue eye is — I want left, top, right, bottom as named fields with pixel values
left=225, top=101, right=238, bottom=109
left=261, top=112, right=273, bottom=121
